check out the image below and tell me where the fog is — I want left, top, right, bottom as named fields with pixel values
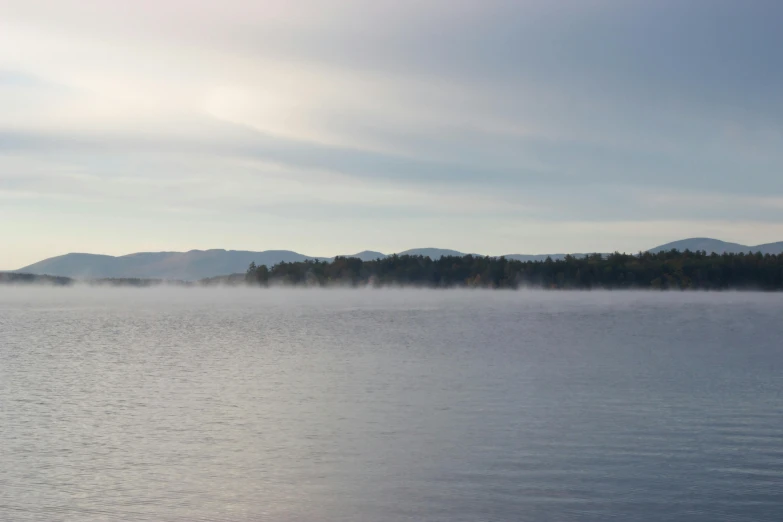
left=3, top=284, right=781, bottom=310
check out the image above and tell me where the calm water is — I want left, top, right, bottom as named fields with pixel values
left=1, top=288, right=782, bottom=521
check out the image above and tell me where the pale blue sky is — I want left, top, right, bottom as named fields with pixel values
left=2, top=0, right=783, bottom=268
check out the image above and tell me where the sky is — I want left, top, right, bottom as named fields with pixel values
left=2, top=0, right=783, bottom=268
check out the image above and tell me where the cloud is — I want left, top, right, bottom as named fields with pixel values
left=1, top=0, right=782, bottom=268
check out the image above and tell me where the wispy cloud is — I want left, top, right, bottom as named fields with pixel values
left=1, top=0, right=782, bottom=267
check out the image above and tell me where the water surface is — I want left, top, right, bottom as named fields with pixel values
left=1, top=288, right=781, bottom=521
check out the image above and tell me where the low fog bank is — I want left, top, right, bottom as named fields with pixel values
left=2, top=286, right=781, bottom=318
left=1, top=273, right=780, bottom=293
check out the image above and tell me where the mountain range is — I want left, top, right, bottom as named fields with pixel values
left=648, top=238, right=783, bottom=255
left=13, top=238, right=783, bottom=281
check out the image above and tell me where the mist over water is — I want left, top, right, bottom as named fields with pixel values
left=1, top=288, right=782, bottom=521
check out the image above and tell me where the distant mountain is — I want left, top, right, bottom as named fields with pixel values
left=753, top=241, right=783, bottom=255
left=397, top=248, right=470, bottom=258
left=339, top=250, right=387, bottom=261
left=17, top=239, right=783, bottom=281
left=15, top=247, right=484, bottom=280
left=648, top=238, right=783, bottom=255
left=17, top=250, right=327, bottom=281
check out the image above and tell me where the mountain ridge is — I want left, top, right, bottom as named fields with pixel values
left=15, top=238, right=783, bottom=280
left=648, top=237, right=783, bottom=255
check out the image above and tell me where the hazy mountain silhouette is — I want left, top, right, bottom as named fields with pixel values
left=18, top=250, right=326, bottom=281
left=16, top=239, right=783, bottom=280
left=338, top=251, right=387, bottom=261
left=648, top=238, right=783, bottom=255
left=397, top=248, right=472, bottom=258
left=747, top=241, right=783, bottom=254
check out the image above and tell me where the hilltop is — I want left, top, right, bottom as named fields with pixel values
left=13, top=238, right=783, bottom=281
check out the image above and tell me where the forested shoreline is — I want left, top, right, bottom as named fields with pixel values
left=6, top=250, right=783, bottom=289
left=245, top=250, right=783, bottom=290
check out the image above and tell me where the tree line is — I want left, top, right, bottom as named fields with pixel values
left=245, top=250, right=783, bottom=290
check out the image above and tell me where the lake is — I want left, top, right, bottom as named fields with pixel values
left=1, top=288, right=781, bottom=521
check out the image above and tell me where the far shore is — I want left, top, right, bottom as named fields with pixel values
left=5, top=250, right=783, bottom=291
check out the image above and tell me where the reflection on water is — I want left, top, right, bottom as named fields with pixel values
left=1, top=288, right=782, bottom=521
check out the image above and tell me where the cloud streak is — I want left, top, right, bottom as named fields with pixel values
left=1, top=0, right=782, bottom=267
